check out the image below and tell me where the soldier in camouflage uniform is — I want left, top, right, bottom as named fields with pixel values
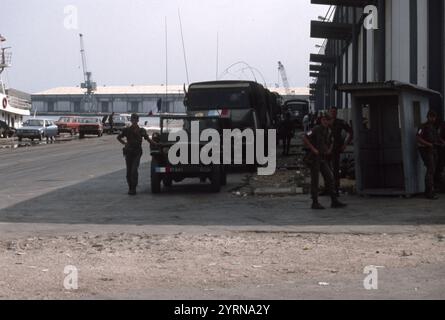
left=303, top=113, right=347, bottom=210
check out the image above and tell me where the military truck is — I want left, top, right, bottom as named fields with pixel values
left=150, top=114, right=227, bottom=194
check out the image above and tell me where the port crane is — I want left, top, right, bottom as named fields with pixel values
left=278, top=61, right=291, bottom=95
left=79, top=33, right=97, bottom=112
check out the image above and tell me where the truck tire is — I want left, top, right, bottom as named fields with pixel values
left=79, top=133, right=85, bottom=139
left=210, top=166, right=221, bottom=193
left=151, top=159, right=162, bottom=194
left=163, top=178, right=172, bottom=188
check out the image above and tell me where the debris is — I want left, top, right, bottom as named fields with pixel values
left=100, top=278, right=113, bottom=282
left=318, top=282, right=330, bottom=286
left=401, top=250, right=413, bottom=257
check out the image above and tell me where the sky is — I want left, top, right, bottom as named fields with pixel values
left=1, top=0, right=328, bottom=93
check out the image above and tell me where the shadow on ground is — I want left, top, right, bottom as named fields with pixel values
left=1, top=162, right=444, bottom=226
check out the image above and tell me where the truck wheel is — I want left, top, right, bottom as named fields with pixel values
left=18, top=137, right=22, bottom=142
left=163, top=178, right=172, bottom=188
left=221, top=166, right=227, bottom=186
left=151, top=159, right=162, bottom=194
left=210, top=166, right=221, bottom=193
left=79, top=133, right=85, bottom=139
left=39, top=134, right=43, bottom=141
left=151, top=172, right=162, bottom=193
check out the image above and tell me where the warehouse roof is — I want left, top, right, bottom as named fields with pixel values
left=33, top=85, right=309, bottom=97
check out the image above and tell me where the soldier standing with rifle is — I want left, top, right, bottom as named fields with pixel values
left=417, top=110, right=445, bottom=200
left=303, top=112, right=347, bottom=210
left=329, top=107, right=353, bottom=196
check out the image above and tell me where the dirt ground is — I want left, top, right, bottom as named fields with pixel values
left=1, top=231, right=444, bottom=299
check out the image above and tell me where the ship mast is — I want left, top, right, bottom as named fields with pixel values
left=0, top=34, right=12, bottom=94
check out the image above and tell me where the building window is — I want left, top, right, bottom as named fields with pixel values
left=101, top=101, right=109, bottom=113
left=48, top=101, right=54, bottom=112
left=74, top=101, right=81, bottom=113
left=130, top=101, right=139, bottom=113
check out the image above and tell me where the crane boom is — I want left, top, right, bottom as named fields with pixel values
left=78, top=33, right=97, bottom=112
left=79, top=33, right=88, bottom=82
left=278, top=61, right=291, bottom=95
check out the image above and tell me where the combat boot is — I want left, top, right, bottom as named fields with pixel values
left=426, top=193, right=439, bottom=200
left=331, top=198, right=347, bottom=209
left=311, top=201, right=325, bottom=210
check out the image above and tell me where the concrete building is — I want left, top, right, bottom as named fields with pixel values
left=1, top=88, right=31, bottom=128
left=32, top=85, right=187, bottom=115
left=31, top=85, right=309, bottom=115
left=310, top=0, right=444, bottom=119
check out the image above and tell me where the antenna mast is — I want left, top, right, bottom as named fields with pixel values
left=178, top=9, right=190, bottom=85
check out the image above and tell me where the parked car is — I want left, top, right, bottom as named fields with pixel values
left=16, top=119, right=58, bottom=142
left=103, top=114, right=131, bottom=134
left=0, top=120, right=15, bottom=138
left=79, top=117, right=103, bottom=139
left=55, top=116, right=81, bottom=136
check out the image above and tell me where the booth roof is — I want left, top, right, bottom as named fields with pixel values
left=335, top=81, right=442, bottom=97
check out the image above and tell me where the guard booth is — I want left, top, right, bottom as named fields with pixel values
left=336, top=81, right=442, bottom=196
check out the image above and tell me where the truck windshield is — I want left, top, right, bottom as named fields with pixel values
left=287, top=102, right=309, bottom=114
left=187, top=87, right=250, bottom=111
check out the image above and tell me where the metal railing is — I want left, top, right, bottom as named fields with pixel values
left=0, top=52, right=12, bottom=69
left=7, top=95, right=32, bottom=110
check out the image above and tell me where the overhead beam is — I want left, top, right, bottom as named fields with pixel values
left=310, top=64, right=330, bottom=72
left=311, top=0, right=370, bottom=7
left=310, top=54, right=337, bottom=64
left=311, top=21, right=353, bottom=40
left=310, top=72, right=328, bottom=78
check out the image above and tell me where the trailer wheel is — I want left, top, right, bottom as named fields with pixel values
left=151, top=159, right=162, bottom=193
left=210, top=166, right=221, bottom=193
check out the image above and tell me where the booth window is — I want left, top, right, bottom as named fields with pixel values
left=413, top=101, right=421, bottom=128
left=361, top=104, right=371, bottom=130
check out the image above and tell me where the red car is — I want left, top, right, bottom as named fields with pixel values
left=79, top=117, right=103, bottom=139
left=56, top=116, right=81, bottom=136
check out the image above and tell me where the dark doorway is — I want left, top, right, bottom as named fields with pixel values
left=357, top=96, right=404, bottom=191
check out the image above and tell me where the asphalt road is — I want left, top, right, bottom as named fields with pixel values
left=0, top=135, right=444, bottom=299
left=1, top=135, right=444, bottom=236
